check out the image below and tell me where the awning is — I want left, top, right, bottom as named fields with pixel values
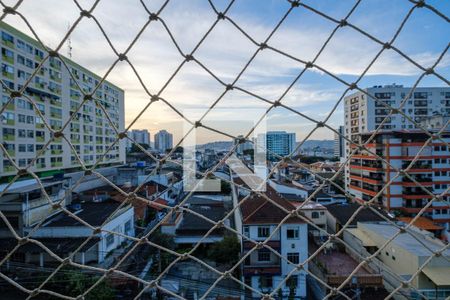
left=422, top=267, right=450, bottom=286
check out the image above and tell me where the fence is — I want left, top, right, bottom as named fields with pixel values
left=0, top=0, right=449, bottom=300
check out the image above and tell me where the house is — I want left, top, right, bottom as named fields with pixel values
left=344, top=222, right=450, bottom=299
left=326, top=202, right=394, bottom=234
left=236, top=182, right=308, bottom=299
left=291, top=202, right=327, bottom=238
left=268, top=179, right=308, bottom=202
left=161, top=195, right=229, bottom=245
left=1, top=200, right=134, bottom=267
left=0, top=177, right=71, bottom=237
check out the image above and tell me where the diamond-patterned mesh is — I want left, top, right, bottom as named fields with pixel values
left=0, top=0, right=449, bottom=299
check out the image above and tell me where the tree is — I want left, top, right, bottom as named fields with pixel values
left=46, top=269, right=115, bottom=300
left=221, top=180, right=231, bottom=194
left=207, top=235, right=240, bottom=265
left=129, top=143, right=150, bottom=153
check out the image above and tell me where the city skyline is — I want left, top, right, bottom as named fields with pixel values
left=1, top=0, right=448, bottom=144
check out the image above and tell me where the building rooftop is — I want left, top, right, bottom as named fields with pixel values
left=0, top=178, right=65, bottom=194
left=326, top=202, right=393, bottom=227
left=360, top=222, right=450, bottom=257
left=2, top=237, right=99, bottom=254
left=397, top=217, right=443, bottom=231
left=42, top=201, right=127, bottom=227
left=292, top=201, right=326, bottom=210
left=176, top=205, right=227, bottom=236
left=239, top=185, right=304, bottom=225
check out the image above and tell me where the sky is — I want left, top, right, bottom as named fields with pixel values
left=3, top=0, right=449, bottom=145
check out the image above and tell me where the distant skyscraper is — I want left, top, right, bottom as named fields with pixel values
left=126, top=129, right=150, bottom=150
left=0, top=21, right=125, bottom=177
left=334, top=126, right=344, bottom=159
left=154, top=130, right=173, bottom=152
left=259, top=131, right=296, bottom=160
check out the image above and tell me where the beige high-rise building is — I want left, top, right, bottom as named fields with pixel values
left=0, top=21, right=125, bottom=178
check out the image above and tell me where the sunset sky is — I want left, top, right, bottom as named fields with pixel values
left=3, top=0, right=449, bottom=144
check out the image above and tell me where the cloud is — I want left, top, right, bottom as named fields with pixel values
left=3, top=0, right=447, bottom=143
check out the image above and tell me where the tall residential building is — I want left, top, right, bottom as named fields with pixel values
left=154, top=129, right=173, bottom=152
left=343, top=85, right=450, bottom=190
left=334, top=125, right=344, bottom=159
left=259, top=131, right=296, bottom=161
left=347, top=130, right=450, bottom=237
left=344, top=84, right=450, bottom=147
left=0, top=22, right=125, bottom=177
left=126, top=129, right=150, bottom=150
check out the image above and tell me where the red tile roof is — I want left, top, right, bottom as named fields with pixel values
left=239, top=185, right=304, bottom=225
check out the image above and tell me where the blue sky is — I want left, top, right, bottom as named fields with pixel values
left=4, top=0, right=449, bottom=143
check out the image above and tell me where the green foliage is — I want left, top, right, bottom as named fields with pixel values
left=298, top=155, right=326, bottom=164
left=243, top=149, right=254, bottom=157
left=129, top=143, right=150, bottom=153
left=220, top=180, right=231, bottom=194
left=45, top=269, right=115, bottom=300
left=207, top=235, right=240, bottom=265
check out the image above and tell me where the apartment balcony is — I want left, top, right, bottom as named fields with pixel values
left=50, top=99, right=62, bottom=107
left=4, top=134, right=15, bottom=141
left=402, top=163, right=432, bottom=170
left=36, top=163, right=46, bottom=169
left=244, top=263, right=281, bottom=276
left=2, top=119, right=15, bottom=126
left=2, top=39, right=14, bottom=49
left=2, top=54, right=13, bottom=64
left=2, top=101, right=14, bottom=110
left=51, top=149, right=62, bottom=155
left=3, top=165, right=15, bottom=173
left=2, top=71, right=14, bottom=80
left=51, top=162, right=63, bottom=168
left=4, top=148, right=14, bottom=157
left=414, top=100, right=428, bottom=107
left=414, top=92, right=428, bottom=99
left=242, top=240, right=281, bottom=250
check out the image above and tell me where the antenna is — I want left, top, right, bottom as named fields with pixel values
left=67, top=23, right=72, bottom=59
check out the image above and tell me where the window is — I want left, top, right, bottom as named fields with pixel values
left=105, top=234, right=114, bottom=247
left=124, top=220, right=132, bottom=234
left=259, top=276, right=272, bottom=288
left=286, top=228, right=299, bottom=239
left=257, top=226, right=270, bottom=238
left=2, top=31, right=14, bottom=44
left=243, top=226, right=249, bottom=237
left=1, top=112, right=14, bottom=124
left=311, top=211, right=319, bottom=219
left=257, top=249, right=271, bottom=262
left=287, top=253, right=299, bottom=264
left=286, top=275, right=298, bottom=288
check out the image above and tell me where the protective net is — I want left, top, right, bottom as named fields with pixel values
left=0, top=0, right=449, bottom=299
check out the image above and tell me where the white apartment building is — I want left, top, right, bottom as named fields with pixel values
left=344, top=84, right=450, bottom=146
left=0, top=21, right=125, bottom=177
left=154, top=129, right=173, bottom=152
left=233, top=175, right=308, bottom=299
left=343, top=85, right=450, bottom=191
left=126, top=129, right=150, bottom=150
